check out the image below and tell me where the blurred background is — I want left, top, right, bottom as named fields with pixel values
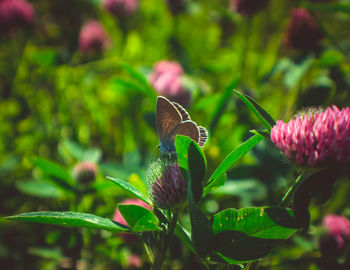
left=1, top=0, right=350, bottom=269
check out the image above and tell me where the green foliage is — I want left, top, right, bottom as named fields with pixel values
left=204, top=134, right=264, bottom=195
left=107, top=176, right=152, bottom=205
left=211, top=207, right=299, bottom=264
left=233, top=89, right=276, bottom=130
left=6, top=211, right=127, bottom=232
left=118, top=204, right=160, bottom=232
left=15, top=180, right=65, bottom=199
left=186, top=170, right=214, bottom=258
left=2, top=0, right=350, bottom=269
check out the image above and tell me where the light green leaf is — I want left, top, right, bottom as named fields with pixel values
left=118, top=204, right=160, bottom=232
left=203, top=134, right=263, bottom=195
left=233, top=90, right=276, bottom=130
left=16, top=180, right=66, bottom=199
left=106, top=176, right=152, bottom=205
left=6, top=211, right=127, bottom=232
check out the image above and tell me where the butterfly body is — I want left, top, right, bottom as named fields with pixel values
left=156, top=96, right=208, bottom=155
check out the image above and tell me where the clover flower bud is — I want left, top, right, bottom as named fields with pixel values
left=73, top=161, right=97, bottom=184
left=283, top=8, right=323, bottom=51
left=149, top=60, right=191, bottom=107
left=79, top=20, right=110, bottom=54
left=148, top=161, right=187, bottom=210
left=0, top=0, right=34, bottom=33
left=271, top=106, right=350, bottom=167
left=102, top=0, right=138, bottom=17
left=230, top=0, right=269, bottom=16
left=319, top=215, right=350, bottom=256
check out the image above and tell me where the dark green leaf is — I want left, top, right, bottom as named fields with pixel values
left=233, top=90, right=276, bottom=129
left=293, top=168, right=340, bottom=228
left=106, top=176, right=152, bottom=205
left=118, top=204, right=160, bottom=232
left=203, top=134, right=263, bottom=196
left=211, top=207, right=299, bottom=264
left=6, top=211, right=127, bottom=232
left=187, top=171, right=213, bottom=257
left=188, top=142, right=207, bottom=202
left=302, top=2, right=350, bottom=13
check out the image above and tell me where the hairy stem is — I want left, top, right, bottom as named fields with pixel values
left=152, top=210, right=180, bottom=270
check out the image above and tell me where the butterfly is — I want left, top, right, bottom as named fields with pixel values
left=156, top=96, right=208, bottom=154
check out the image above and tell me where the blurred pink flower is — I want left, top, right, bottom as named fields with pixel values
left=271, top=106, right=350, bottom=167
left=283, top=8, right=323, bottom=51
left=149, top=60, right=191, bottom=107
left=73, top=161, right=97, bottom=184
left=128, top=254, right=142, bottom=269
left=230, top=0, right=269, bottom=16
left=150, top=163, right=187, bottom=210
left=102, top=0, right=138, bottom=17
left=79, top=20, right=110, bottom=53
left=323, top=215, right=350, bottom=249
left=0, top=0, right=34, bottom=32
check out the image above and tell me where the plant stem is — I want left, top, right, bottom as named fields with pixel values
left=152, top=210, right=180, bottom=270
left=279, top=172, right=305, bottom=207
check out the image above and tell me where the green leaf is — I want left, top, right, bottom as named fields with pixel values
left=111, top=79, right=150, bottom=97
left=6, top=211, right=127, bottom=232
left=188, top=142, right=207, bottom=202
left=211, top=207, right=299, bottom=264
left=174, top=224, right=195, bottom=253
left=16, top=180, right=66, bottom=199
left=119, top=63, right=156, bottom=98
left=27, top=247, right=62, bottom=260
left=233, top=90, right=276, bottom=129
left=302, top=2, right=350, bottom=14
left=118, top=204, right=160, bottom=232
left=106, top=176, right=152, bottom=205
left=33, top=158, right=70, bottom=181
left=83, top=148, right=102, bottom=163
left=209, top=79, right=240, bottom=134
left=174, top=135, right=192, bottom=171
left=61, top=140, right=102, bottom=162
left=61, top=140, right=85, bottom=161
left=187, top=171, right=213, bottom=257
left=283, top=55, right=314, bottom=89
left=32, top=158, right=74, bottom=192
left=203, top=134, right=263, bottom=196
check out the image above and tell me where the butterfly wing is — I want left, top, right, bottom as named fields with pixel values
left=171, top=102, right=191, bottom=121
left=156, top=96, right=182, bottom=143
left=198, top=126, right=208, bottom=146
left=169, top=120, right=199, bottom=143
